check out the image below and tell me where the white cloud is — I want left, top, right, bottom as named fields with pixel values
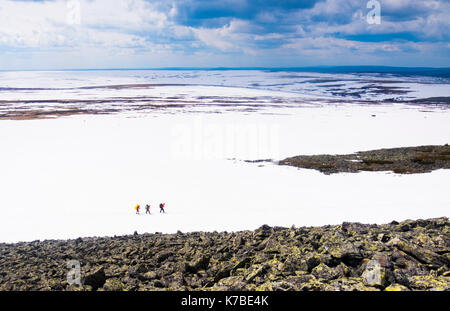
left=80, top=0, right=168, bottom=31
left=190, top=20, right=252, bottom=52
left=0, top=0, right=169, bottom=49
left=253, top=33, right=285, bottom=41
left=301, top=0, right=450, bottom=41
left=191, top=28, right=234, bottom=51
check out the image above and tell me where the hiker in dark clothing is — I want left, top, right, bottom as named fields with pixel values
left=145, top=204, right=151, bottom=214
left=159, top=203, right=165, bottom=213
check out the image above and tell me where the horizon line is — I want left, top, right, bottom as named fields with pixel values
left=1, top=65, right=450, bottom=72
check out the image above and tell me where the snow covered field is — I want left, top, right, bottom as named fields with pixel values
left=0, top=70, right=449, bottom=243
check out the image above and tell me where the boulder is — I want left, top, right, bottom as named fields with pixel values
left=83, top=267, right=106, bottom=291
left=388, top=237, right=449, bottom=268
left=128, top=263, right=148, bottom=278
left=163, top=271, right=185, bottom=289
left=361, top=255, right=394, bottom=288
left=185, top=254, right=211, bottom=273
left=324, top=242, right=362, bottom=266
left=102, top=278, right=126, bottom=291
left=213, top=265, right=233, bottom=283
left=305, top=254, right=321, bottom=271
left=212, top=276, right=248, bottom=291
left=143, top=271, right=159, bottom=280
left=255, top=225, right=274, bottom=239
left=311, top=263, right=339, bottom=280
left=245, top=264, right=270, bottom=283
left=408, top=275, right=450, bottom=291
left=156, top=251, right=173, bottom=263
left=328, top=277, right=380, bottom=291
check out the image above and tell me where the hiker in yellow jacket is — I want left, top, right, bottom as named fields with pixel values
left=134, top=204, right=140, bottom=214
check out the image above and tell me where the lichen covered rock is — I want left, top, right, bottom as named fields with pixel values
left=0, top=217, right=448, bottom=291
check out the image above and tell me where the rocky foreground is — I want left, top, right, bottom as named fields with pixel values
left=0, top=218, right=449, bottom=291
left=279, top=145, right=450, bottom=174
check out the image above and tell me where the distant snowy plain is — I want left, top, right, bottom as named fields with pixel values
left=0, top=70, right=449, bottom=242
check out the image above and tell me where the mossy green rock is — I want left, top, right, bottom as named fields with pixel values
left=279, top=145, right=450, bottom=174
left=0, top=218, right=448, bottom=291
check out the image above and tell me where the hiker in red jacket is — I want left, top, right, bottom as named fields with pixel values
left=145, top=204, right=151, bottom=214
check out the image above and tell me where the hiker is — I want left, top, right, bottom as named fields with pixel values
left=135, top=204, right=140, bottom=214
left=159, top=203, right=165, bottom=213
left=145, top=204, right=151, bottom=214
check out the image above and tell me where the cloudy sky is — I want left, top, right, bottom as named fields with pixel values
left=0, top=0, right=449, bottom=70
